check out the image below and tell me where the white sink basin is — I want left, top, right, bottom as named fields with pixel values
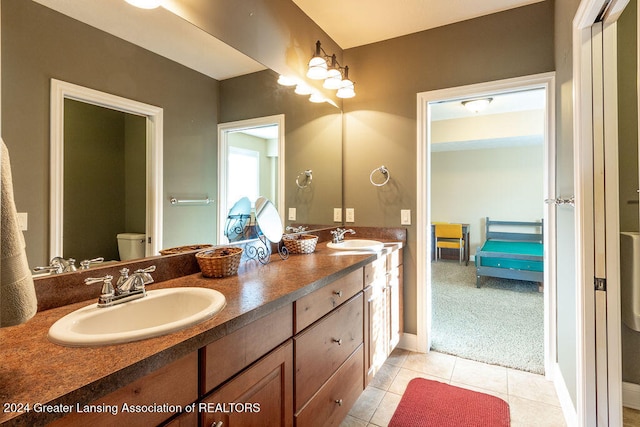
left=327, top=239, right=384, bottom=251
left=48, top=287, right=226, bottom=347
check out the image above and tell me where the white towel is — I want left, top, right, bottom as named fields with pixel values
left=1, top=139, right=37, bottom=327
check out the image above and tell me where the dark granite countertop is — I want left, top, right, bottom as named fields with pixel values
left=0, top=240, right=403, bottom=426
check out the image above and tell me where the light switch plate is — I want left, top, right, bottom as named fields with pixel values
left=401, top=209, right=411, bottom=225
left=17, top=212, right=28, bottom=231
left=333, top=208, right=342, bottom=222
left=288, top=208, right=296, bottom=221
left=345, top=208, right=355, bottom=223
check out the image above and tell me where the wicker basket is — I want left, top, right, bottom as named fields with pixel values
left=196, top=247, right=243, bottom=278
left=283, top=234, right=318, bottom=254
left=159, top=244, right=213, bottom=255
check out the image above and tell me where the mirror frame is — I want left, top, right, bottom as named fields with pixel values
left=217, top=114, right=285, bottom=243
left=50, top=79, right=164, bottom=258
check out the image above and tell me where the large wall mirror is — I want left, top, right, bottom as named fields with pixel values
left=1, top=0, right=343, bottom=270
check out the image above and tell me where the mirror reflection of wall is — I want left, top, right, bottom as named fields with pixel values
left=63, top=99, right=146, bottom=262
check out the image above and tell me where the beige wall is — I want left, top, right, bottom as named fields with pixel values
left=342, top=1, right=555, bottom=336
left=431, top=145, right=544, bottom=253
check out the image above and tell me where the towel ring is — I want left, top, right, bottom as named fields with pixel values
left=296, top=170, right=313, bottom=189
left=369, top=165, right=390, bottom=187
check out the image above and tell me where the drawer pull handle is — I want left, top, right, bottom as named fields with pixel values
left=334, top=290, right=343, bottom=297
left=211, top=422, right=223, bottom=427
left=335, top=399, right=343, bottom=406
left=332, top=338, right=343, bottom=345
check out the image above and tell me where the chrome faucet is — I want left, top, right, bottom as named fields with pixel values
left=86, top=265, right=155, bottom=308
left=34, top=257, right=76, bottom=274
left=286, top=225, right=308, bottom=233
left=330, top=228, right=355, bottom=244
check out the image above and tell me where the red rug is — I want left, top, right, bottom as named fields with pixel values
left=388, top=378, right=510, bottom=427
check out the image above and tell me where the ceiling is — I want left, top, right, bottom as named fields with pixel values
left=34, top=0, right=547, bottom=81
left=292, top=0, right=546, bottom=49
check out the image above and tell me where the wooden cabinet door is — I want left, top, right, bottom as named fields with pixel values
left=200, top=340, right=293, bottom=427
left=365, top=279, right=387, bottom=385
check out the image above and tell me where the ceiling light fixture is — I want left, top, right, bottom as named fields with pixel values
left=461, top=98, right=493, bottom=113
left=124, top=0, right=163, bottom=9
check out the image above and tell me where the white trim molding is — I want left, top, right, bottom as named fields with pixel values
left=416, top=73, right=557, bottom=379
left=50, top=79, right=163, bottom=258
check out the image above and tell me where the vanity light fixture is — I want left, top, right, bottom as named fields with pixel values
left=306, top=40, right=356, bottom=98
left=277, top=75, right=297, bottom=86
left=309, top=92, right=326, bottom=103
left=124, top=0, right=163, bottom=9
left=307, top=41, right=329, bottom=79
left=294, top=83, right=313, bottom=95
left=336, top=66, right=355, bottom=99
left=461, top=97, right=493, bottom=113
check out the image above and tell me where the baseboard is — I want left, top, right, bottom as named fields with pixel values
left=553, top=363, right=578, bottom=427
left=623, top=381, right=640, bottom=410
left=398, top=333, right=418, bottom=352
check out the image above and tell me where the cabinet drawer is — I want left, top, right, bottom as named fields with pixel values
left=51, top=352, right=198, bottom=427
left=200, top=341, right=293, bottom=427
left=294, top=268, right=363, bottom=333
left=364, top=257, right=386, bottom=286
left=294, top=292, right=363, bottom=411
left=202, top=304, right=293, bottom=394
left=295, top=344, right=364, bottom=427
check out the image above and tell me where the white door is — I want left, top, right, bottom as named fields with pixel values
left=573, top=1, right=627, bottom=424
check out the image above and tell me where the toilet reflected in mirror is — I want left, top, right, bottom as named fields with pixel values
left=117, top=233, right=146, bottom=261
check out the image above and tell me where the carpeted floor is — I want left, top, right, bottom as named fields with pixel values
left=431, top=261, right=544, bottom=374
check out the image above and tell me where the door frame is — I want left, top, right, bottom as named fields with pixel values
left=415, top=72, right=557, bottom=377
left=217, top=115, right=285, bottom=243
left=50, top=79, right=164, bottom=258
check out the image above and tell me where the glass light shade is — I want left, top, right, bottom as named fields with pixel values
left=309, top=93, right=326, bottom=103
left=125, top=0, right=163, bottom=9
left=277, top=75, right=297, bottom=86
left=307, top=56, right=328, bottom=80
left=323, top=69, right=342, bottom=90
left=294, top=83, right=313, bottom=95
left=336, top=80, right=355, bottom=99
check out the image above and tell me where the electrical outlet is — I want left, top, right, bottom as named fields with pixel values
left=345, top=208, right=355, bottom=223
left=401, top=209, right=411, bottom=225
left=333, top=208, right=342, bottom=222
left=288, top=208, right=296, bottom=221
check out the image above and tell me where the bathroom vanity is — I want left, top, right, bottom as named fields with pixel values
left=0, top=232, right=404, bottom=426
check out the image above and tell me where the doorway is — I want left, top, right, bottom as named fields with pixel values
left=416, top=73, right=557, bottom=378
left=429, top=88, right=547, bottom=373
left=217, top=115, right=285, bottom=243
left=50, top=79, right=163, bottom=259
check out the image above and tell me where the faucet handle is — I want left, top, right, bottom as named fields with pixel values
left=134, top=265, right=156, bottom=275
left=80, top=257, right=104, bottom=270
left=85, top=275, right=114, bottom=299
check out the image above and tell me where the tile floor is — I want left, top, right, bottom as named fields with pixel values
left=342, top=348, right=566, bottom=427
